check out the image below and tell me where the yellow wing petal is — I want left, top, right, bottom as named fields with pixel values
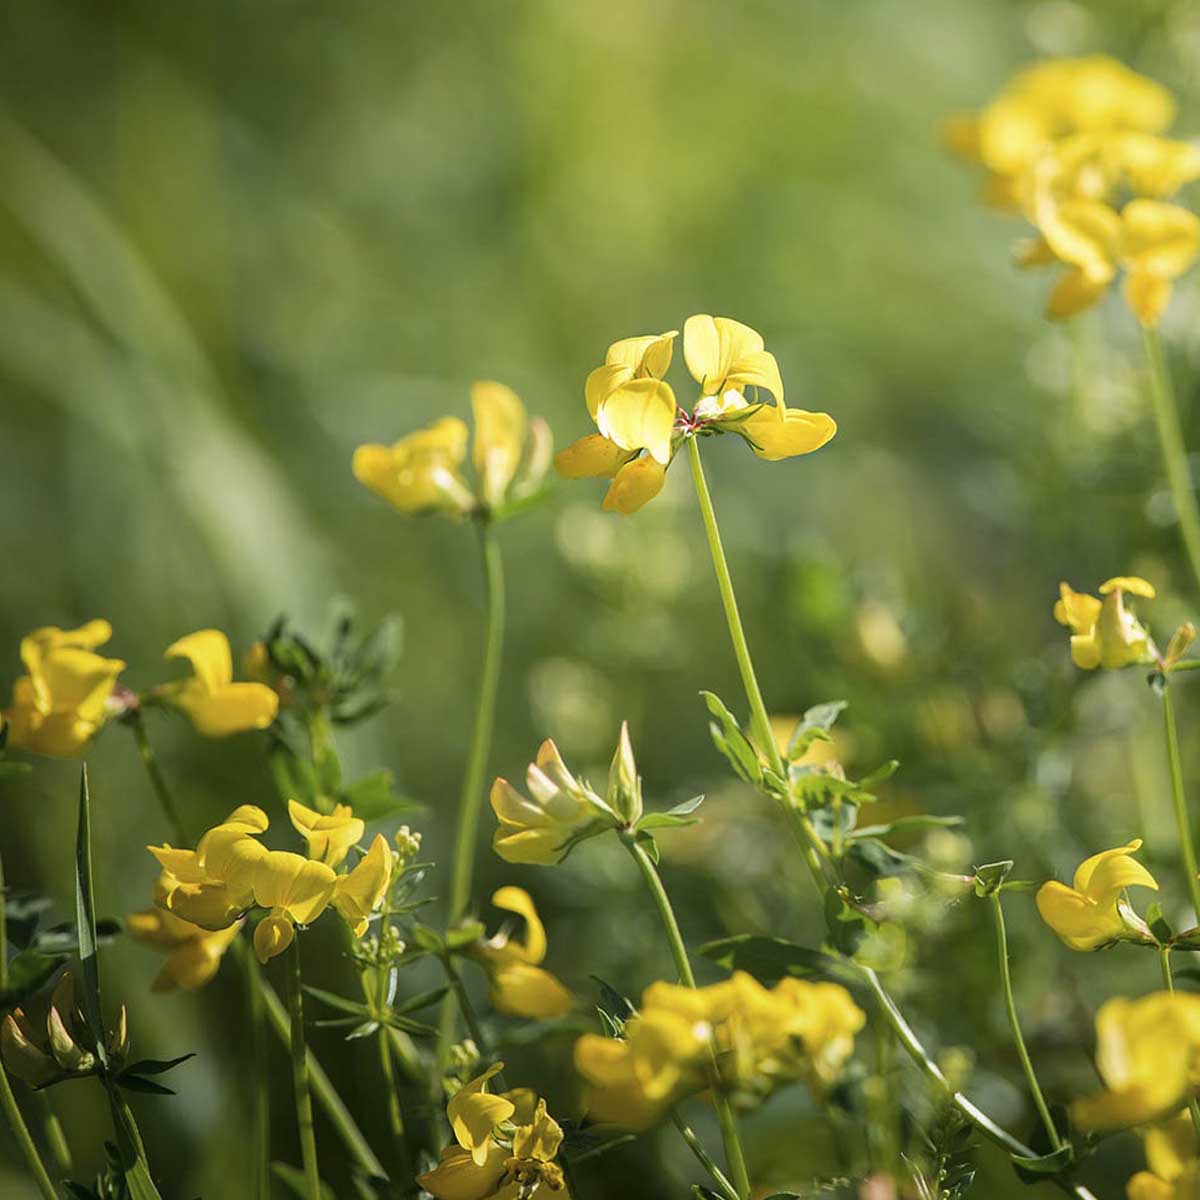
left=737, top=405, right=836, bottom=460
left=602, top=455, right=666, bottom=515
left=165, top=630, right=233, bottom=694
left=554, top=433, right=632, bottom=480
left=596, top=378, right=677, bottom=464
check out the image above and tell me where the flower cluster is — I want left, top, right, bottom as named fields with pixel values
left=555, top=315, right=836, bottom=513
left=573, top=970, right=864, bottom=1128
left=145, top=800, right=392, bottom=964
left=946, top=56, right=1200, bottom=324
left=417, top=1063, right=568, bottom=1200
left=353, top=382, right=552, bottom=518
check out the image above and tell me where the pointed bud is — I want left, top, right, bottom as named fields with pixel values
left=606, top=722, right=643, bottom=825
left=1166, top=622, right=1197, bottom=668
left=1, top=1012, right=57, bottom=1087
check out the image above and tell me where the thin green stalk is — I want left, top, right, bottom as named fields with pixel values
left=989, top=892, right=1061, bottom=1151
left=671, top=1111, right=741, bottom=1200
left=130, top=722, right=387, bottom=1183
left=1144, top=327, right=1200, bottom=598
left=1158, top=949, right=1200, bottom=1140
left=33, top=1094, right=72, bottom=1178
left=440, top=955, right=489, bottom=1058
left=286, top=939, right=321, bottom=1200
left=246, top=951, right=271, bottom=1200
left=621, top=832, right=751, bottom=1200
left=0, top=850, right=58, bottom=1200
left=1161, top=685, right=1200, bottom=919
left=688, top=441, right=1097, bottom=1200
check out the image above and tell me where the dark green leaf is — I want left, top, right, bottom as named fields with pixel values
left=701, top=692, right=762, bottom=785
left=120, top=1054, right=194, bottom=1078
left=118, top=1076, right=176, bottom=1097
left=851, top=815, right=965, bottom=840
left=302, top=986, right=372, bottom=1019
left=394, top=985, right=449, bottom=1015
left=73, top=766, right=106, bottom=1065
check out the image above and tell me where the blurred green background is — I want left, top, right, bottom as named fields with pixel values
left=4, top=0, right=1200, bottom=1196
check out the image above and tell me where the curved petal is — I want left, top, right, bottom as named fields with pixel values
left=416, top=1142, right=508, bottom=1200
left=683, top=314, right=723, bottom=389
left=727, top=349, right=785, bottom=406
left=253, top=913, right=295, bottom=964
left=448, top=1063, right=515, bottom=1163
left=487, top=961, right=573, bottom=1019
left=1122, top=200, right=1200, bottom=279
left=1074, top=840, right=1153, bottom=896
left=585, top=363, right=632, bottom=420
left=596, top=378, right=677, bottom=463
left=602, top=455, right=666, bottom=515
left=333, top=835, right=393, bottom=935
left=1054, top=583, right=1101, bottom=633
left=1035, top=881, right=1124, bottom=951
left=471, top=381, right=527, bottom=506
left=736, top=405, right=836, bottom=460
left=165, top=630, right=233, bottom=694
left=554, top=433, right=632, bottom=480
left=288, top=800, right=364, bottom=868
left=490, top=886, right=547, bottom=964
left=173, top=682, right=279, bottom=738
left=1046, top=266, right=1111, bottom=320
left=252, top=851, right=336, bottom=924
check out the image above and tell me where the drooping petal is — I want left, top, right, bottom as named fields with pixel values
left=511, top=1098, right=565, bottom=1163
left=173, top=681, right=279, bottom=738
left=416, top=1142, right=508, bottom=1200
left=554, top=433, right=632, bottom=480
left=165, top=630, right=234, bottom=694
left=1122, top=200, right=1200, bottom=280
left=602, top=455, right=667, bottom=515
left=1074, top=839, right=1158, bottom=900
left=253, top=912, right=296, bottom=964
left=490, top=886, right=547, bottom=964
left=726, top=349, right=785, bottom=406
left=1035, top=881, right=1125, bottom=951
left=736, top=405, right=836, bottom=460
left=487, top=961, right=573, bottom=1019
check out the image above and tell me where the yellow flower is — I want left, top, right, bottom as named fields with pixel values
left=420, top=1066, right=567, bottom=1199
left=1127, top=1110, right=1199, bottom=1199
left=354, top=385, right=551, bottom=518
left=472, top=887, right=572, bottom=1019
left=288, top=799, right=364, bottom=867
left=491, top=738, right=614, bottom=865
left=163, top=630, right=279, bottom=738
left=251, top=850, right=339, bottom=963
left=1073, top=992, right=1200, bottom=1131
left=126, top=906, right=242, bottom=993
left=1054, top=577, right=1156, bottom=670
left=3, top=620, right=125, bottom=757
left=332, top=834, right=394, bottom=937
left=1036, top=839, right=1158, bottom=951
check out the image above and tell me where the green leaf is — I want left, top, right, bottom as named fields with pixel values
left=636, top=830, right=660, bottom=866
left=74, top=766, right=106, bottom=1066
left=444, top=921, right=486, bottom=952
left=394, top=985, right=449, bottom=1015
left=120, top=1054, right=194, bottom=1078
left=117, top=1076, right=176, bottom=1097
left=851, top=815, right=965, bottom=840
left=272, top=1161, right=336, bottom=1200
left=1010, top=1143, right=1074, bottom=1180
left=701, top=692, right=762, bottom=785
left=697, top=934, right=859, bottom=987
left=340, top=770, right=413, bottom=821
left=302, top=986, right=372, bottom=1019
left=785, top=701, right=847, bottom=760
left=973, top=861, right=1014, bottom=898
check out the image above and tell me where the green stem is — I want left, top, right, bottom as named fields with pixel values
left=687, top=435, right=785, bottom=780
left=33, top=1094, right=72, bottom=1178
left=440, top=955, right=489, bottom=1058
left=1144, top=326, right=1200, bottom=598
left=0, top=850, right=58, bottom=1200
left=246, top=951, right=271, bottom=1200
left=989, top=892, right=1061, bottom=1151
left=1158, top=948, right=1200, bottom=1140
left=1161, top=685, right=1200, bottom=919
left=130, top=723, right=387, bottom=1184
left=688, top=442, right=1097, bottom=1200
left=285, top=939, right=321, bottom=1200
left=448, top=521, right=507, bottom=923
left=621, top=832, right=751, bottom=1200
left=370, top=907, right=413, bottom=1191
left=671, top=1111, right=741, bottom=1200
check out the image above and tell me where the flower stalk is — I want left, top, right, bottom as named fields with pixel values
left=1161, top=683, right=1200, bottom=919
left=285, top=938, right=321, bottom=1200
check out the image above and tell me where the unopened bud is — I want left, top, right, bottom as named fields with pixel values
left=606, top=721, right=643, bottom=825
left=1165, top=622, right=1197, bottom=668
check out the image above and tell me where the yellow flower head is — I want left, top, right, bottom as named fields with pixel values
left=556, top=316, right=835, bottom=515
left=163, top=630, right=279, bottom=738
left=1073, top=992, right=1200, bottom=1132
left=491, top=738, right=615, bottom=865
left=1127, top=1110, right=1200, bottom=1199
left=1054, top=577, right=1156, bottom=670
left=472, top=887, right=572, bottom=1020
left=3, top=620, right=125, bottom=757
left=354, top=384, right=551, bottom=519
left=332, top=834, right=394, bottom=937
left=288, top=799, right=365, bottom=867
left=126, top=905, right=242, bottom=993
left=1036, top=839, right=1158, bottom=951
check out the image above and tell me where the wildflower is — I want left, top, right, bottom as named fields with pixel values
left=251, top=851, right=338, bottom=962
left=1, top=973, right=127, bottom=1088
left=1036, top=839, right=1158, bottom=951
left=331, top=834, right=394, bottom=937
left=472, top=887, right=572, bottom=1019
left=162, top=630, right=279, bottom=738
left=491, top=738, right=618, bottom=865
left=419, top=1064, right=568, bottom=1199
left=1073, top=991, right=1200, bottom=1131
left=288, top=799, right=364, bottom=867
left=944, top=56, right=1176, bottom=211
left=1054, top=577, right=1157, bottom=670
left=126, top=905, right=242, bottom=993
left=353, top=383, right=551, bottom=518
left=2, top=620, right=125, bottom=757
left=556, top=316, right=835, bottom=515
left=1127, top=1111, right=1200, bottom=1199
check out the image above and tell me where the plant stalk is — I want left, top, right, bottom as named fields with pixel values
left=1162, top=684, right=1200, bottom=919
left=246, top=950, right=271, bottom=1200
left=1158, top=947, right=1200, bottom=1140
left=286, top=939, right=322, bottom=1200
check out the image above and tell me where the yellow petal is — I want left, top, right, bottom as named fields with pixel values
left=1040, top=199, right=1122, bottom=278
left=683, top=314, right=723, bottom=390
left=736, top=405, right=837, bottom=460
left=471, top=381, right=526, bottom=508
left=1074, top=839, right=1157, bottom=900
left=605, top=332, right=677, bottom=378
left=596, top=378, right=677, bottom=464
left=726, top=349, right=785, bottom=406
left=288, top=800, right=365, bottom=868
left=1144, top=1110, right=1198, bottom=1182
left=1046, top=267, right=1111, bottom=321
left=1035, top=881, right=1126, bottom=951
left=487, top=962, right=573, bottom=1019
left=333, top=834, right=393, bottom=935
left=1054, top=583, right=1102, bottom=632
left=585, top=363, right=633, bottom=420
left=511, top=1098, right=564, bottom=1163
left=602, top=455, right=666, bottom=515
left=1125, top=272, right=1172, bottom=327
left=448, top=1063, right=515, bottom=1163
left=252, top=851, right=337, bottom=925
left=1100, top=577, right=1157, bottom=598
left=490, top=886, right=547, bottom=964
left=165, top=630, right=233, bottom=694
left=172, top=682, right=279, bottom=738
left=554, top=433, right=632, bottom=480
left=1123, top=200, right=1200, bottom=279
left=253, top=913, right=295, bottom=964
left=416, top=1142, right=508, bottom=1200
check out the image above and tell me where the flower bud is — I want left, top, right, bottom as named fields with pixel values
left=606, top=721, right=643, bottom=826
left=1165, top=622, right=1197, bottom=668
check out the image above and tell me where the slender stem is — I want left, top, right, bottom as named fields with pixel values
left=688, top=443, right=1097, bottom=1200
left=285, top=939, right=321, bottom=1200
left=246, top=951, right=271, bottom=1200
left=0, top=850, right=58, bottom=1200
left=1158, top=949, right=1200, bottom=1140
left=687, top=436, right=786, bottom=781
left=128, top=712, right=188, bottom=843
left=621, top=832, right=751, bottom=1200
left=1144, top=327, right=1200, bottom=598
left=440, top=955, right=489, bottom=1056
left=33, top=1094, right=72, bottom=1177
left=989, top=892, right=1061, bottom=1151
left=671, top=1111, right=741, bottom=1200
left=448, top=520, right=507, bottom=923
left=1162, top=685, right=1200, bottom=919
left=370, top=910, right=412, bottom=1187
left=130, top=723, right=387, bottom=1183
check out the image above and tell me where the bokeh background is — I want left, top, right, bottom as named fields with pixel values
left=4, top=0, right=1200, bottom=1196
